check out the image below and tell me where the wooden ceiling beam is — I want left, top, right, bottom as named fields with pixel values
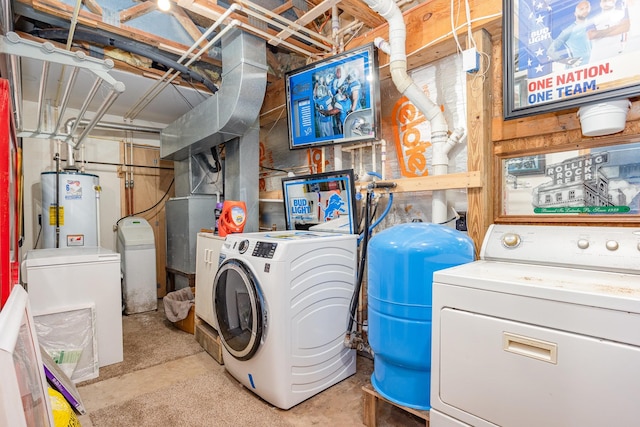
left=177, top=0, right=324, bottom=55
left=82, top=0, right=102, bottom=16
left=272, top=0, right=293, bottom=15
left=29, top=0, right=102, bottom=27
left=23, top=0, right=221, bottom=65
left=17, top=30, right=213, bottom=91
left=120, top=1, right=157, bottom=23
left=336, top=0, right=384, bottom=29
left=349, top=0, right=501, bottom=72
left=272, top=0, right=339, bottom=47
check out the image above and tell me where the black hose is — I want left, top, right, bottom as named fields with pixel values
left=195, top=146, right=221, bottom=173
left=34, top=222, right=42, bottom=249
left=115, top=178, right=175, bottom=227
left=210, top=146, right=221, bottom=172
left=348, top=190, right=372, bottom=333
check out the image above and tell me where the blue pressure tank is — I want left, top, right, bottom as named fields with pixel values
left=367, top=222, right=475, bottom=410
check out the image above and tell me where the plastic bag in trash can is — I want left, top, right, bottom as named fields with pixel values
left=163, top=287, right=194, bottom=322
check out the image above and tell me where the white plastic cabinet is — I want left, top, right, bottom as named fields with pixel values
left=195, top=233, right=225, bottom=328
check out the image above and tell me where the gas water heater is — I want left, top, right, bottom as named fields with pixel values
left=41, top=171, right=100, bottom=248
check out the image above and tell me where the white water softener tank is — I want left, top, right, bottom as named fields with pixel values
left=41, top=171, right=100, bottom=248
left=117, top=217, right=157, bottom=314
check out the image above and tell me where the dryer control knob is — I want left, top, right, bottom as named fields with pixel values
left=605, top=240, right=619, bottom=251
left=502, top=233, right=521, bottom=248
left=577, top=239, right=589, bottom=249
left=238, top=239, right=250, bottom=254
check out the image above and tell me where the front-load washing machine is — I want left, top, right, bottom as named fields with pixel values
left=212, top=231, right=358, bottom=409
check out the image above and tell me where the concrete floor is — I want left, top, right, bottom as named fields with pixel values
left=76, top=346, right=428, bottom=426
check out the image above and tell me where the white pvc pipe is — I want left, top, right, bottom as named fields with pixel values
left=335, top=145, right=343, bottom=170
left=129, top=135, right=134, bottom=215
left=66, top=143, right=75, bottom=169
left=332, top=5, right=340, bottom=52
left=363, top=0, right=464, bottom=224
left=380, top=138, right=386, bottom=180
left=80, top=143, right=85, bottom=173
left=64, top=119, right=76, bottom=170
left=374, top=37, right=390, bottom=55
left=371, top=142, right=376, bottom=175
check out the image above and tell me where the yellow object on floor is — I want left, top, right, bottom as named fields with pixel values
left=49, top=387, right=81, bottom=427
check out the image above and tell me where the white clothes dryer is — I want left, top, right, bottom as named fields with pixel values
left=213, top=231, right=358, bottom=410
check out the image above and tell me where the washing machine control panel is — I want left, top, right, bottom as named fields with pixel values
left=252, top=241, right=278, bottom=259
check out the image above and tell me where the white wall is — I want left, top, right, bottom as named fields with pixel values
left=21, top=101, right=162, bottom=254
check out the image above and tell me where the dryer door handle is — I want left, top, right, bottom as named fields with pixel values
left=503, top=332, right=557, bottom=364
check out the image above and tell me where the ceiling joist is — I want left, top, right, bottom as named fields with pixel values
left=119, top=1, right=157, bottom=23
left=14, top=0, right=425, bottom=86
left=82, top=0, right=103, bottom=16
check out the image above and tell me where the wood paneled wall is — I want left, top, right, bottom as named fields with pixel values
left=119, top=144, right=174, bottom=297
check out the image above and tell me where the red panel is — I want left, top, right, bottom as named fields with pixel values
left=0, top=78, right=17, bottom=308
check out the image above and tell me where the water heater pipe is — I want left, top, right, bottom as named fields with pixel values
left=95, top=184, right=101, bottom=246
left=54, top=152, right=61, bottom=248
left=365, top=0, right=465, bottom=224
left=332, top=5, right=340, bottom=51
left=80, top=143, right=85, bottom=173
left=64, top=119, right=77, bottom=170
left=129, top=136, right=134, bottom=215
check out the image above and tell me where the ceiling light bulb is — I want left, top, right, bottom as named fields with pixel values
left=158, top=0, right=171, bottom=11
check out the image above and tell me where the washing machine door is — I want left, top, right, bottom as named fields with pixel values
left=213, top=258, right=264, bottom=361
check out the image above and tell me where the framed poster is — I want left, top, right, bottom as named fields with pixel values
left=503, top=0, right=640, bottom=119
left=500, top=142, right=640, bottom=218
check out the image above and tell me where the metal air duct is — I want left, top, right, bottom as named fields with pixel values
left=160, top=27, right=268, bottom=161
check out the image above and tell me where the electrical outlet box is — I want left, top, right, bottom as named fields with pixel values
left=462, top=48, right=479, bottom=73
left=455, top=212, right=467, bottom=232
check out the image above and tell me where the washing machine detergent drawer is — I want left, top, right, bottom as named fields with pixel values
left=438, top=308, right=640, bottom=427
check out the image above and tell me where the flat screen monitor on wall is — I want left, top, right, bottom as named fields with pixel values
left=285, top=43, right=381, bottom=150
left=281, top=169, right=358, bottom=234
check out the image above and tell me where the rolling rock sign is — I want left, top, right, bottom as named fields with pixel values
left=532, top=152, right=630, bottom=214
